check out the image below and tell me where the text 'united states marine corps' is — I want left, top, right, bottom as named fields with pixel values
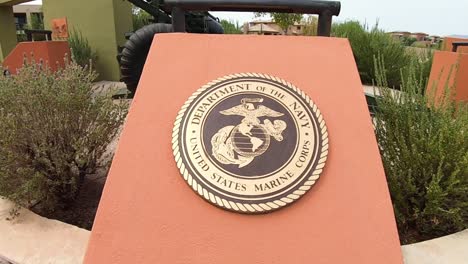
left=173, top=73, right=329, bottom=213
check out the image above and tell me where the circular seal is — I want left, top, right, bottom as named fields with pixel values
left=172, top=73, right=328, bottom=213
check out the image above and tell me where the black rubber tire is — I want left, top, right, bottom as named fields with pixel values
left=119, top=23, right=173, bottom=94
left=206, top=17, right=224, bottom=34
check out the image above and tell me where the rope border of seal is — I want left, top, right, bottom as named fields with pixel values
left=172, top=73, right=329, bottom=213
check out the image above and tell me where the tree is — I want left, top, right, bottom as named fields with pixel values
left=302, top=15, right=319, bottom=36
left=255, top=13, right=303, bottom=34
left=220, top=20, right=243, bottom=34
left=132, top=7, right=152, bottom=30
left=402, top=36, right=417, bottom=47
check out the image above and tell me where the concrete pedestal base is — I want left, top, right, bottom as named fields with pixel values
left=84, top=34, right=403, bottom=264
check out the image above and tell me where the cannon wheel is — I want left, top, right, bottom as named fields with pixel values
left=119, top=23, right=173, bottom=94
left=207, top=18, right=224, bottom=34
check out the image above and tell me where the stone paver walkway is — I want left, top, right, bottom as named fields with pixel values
left=0, top=199, right=90, bottom=264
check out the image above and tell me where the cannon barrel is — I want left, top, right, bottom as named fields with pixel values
left=127, top=0, right=172, bottom=22
left=166, top=0, right=341, bottom=36
left=165, top=0, right=340, bottom=15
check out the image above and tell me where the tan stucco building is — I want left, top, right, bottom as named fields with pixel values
left=12, top=4, right=42, bottom=30
left=243, top=20, right=305, bottom=36
left=1, top=0, right=133, bottom=81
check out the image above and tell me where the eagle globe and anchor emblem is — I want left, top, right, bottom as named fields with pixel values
left=211, top=98, right=287, bottom=169
left=173, top=73, right=329, bottom=214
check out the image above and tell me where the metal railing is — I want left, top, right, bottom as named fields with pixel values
left=165, top=0, right=341, bottom=36
left=24, top=29, right=53, bottom=42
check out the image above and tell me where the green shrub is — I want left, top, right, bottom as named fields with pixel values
left=16, top=33, right=28, bottom=42
left=220, top=20, right=242, bottom=34
left=402, top=36, right=417, bottom=47
left=332, top=21, right=371, bottom=82
left=374, top=57, right=468, bottom=244
left=411, top=41, right=430, bottom=48
left=402, top=48, right=434, bottom=90
left=68, top=28, right=97, bottom=68
left=30, top=13, right=44, bottom=30
left=332, top=21, right=433, bottom=89
left=0, top=59, right=127, bottom=212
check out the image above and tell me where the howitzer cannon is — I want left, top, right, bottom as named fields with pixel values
left=119, top=0, right=341, bottom=94
left=119, top=0, right=224, bottom=93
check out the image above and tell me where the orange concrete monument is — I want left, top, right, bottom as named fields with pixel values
left=443, top=37, right=468, bottom=53
left=84, top=34, right=403, bottom=264
left=427, top=50, right=468, bottom=103
left=2, top=41, right=70, bottom=74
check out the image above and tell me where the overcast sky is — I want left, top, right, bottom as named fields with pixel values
left=24, top=0, right=468, bottom=36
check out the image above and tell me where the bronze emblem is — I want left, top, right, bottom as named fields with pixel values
left=173, top=73, right=328, bottom=213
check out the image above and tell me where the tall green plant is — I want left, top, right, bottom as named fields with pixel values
left=132, top=7, right=152, bottom=30
left=30, top=13, right=44, bottom=30
left=0, top=59, right=127, bottom=213
left=374, top=56, right=468, bottom=244
left=402, top=48, right=434, bottom=90
left=332, top=21, right=433, bottom=89
left=220, top=20, right=242, bottom=34
left=402, top=36, right=417, bottom=47
left=332, top=21, right=372, bottom=81
left=302, top=15, right=318, bottom=36
left=68, top=28, right=97, bottom=69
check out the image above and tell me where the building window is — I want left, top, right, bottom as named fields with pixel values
left=14, top=13, right=27, bottom=30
